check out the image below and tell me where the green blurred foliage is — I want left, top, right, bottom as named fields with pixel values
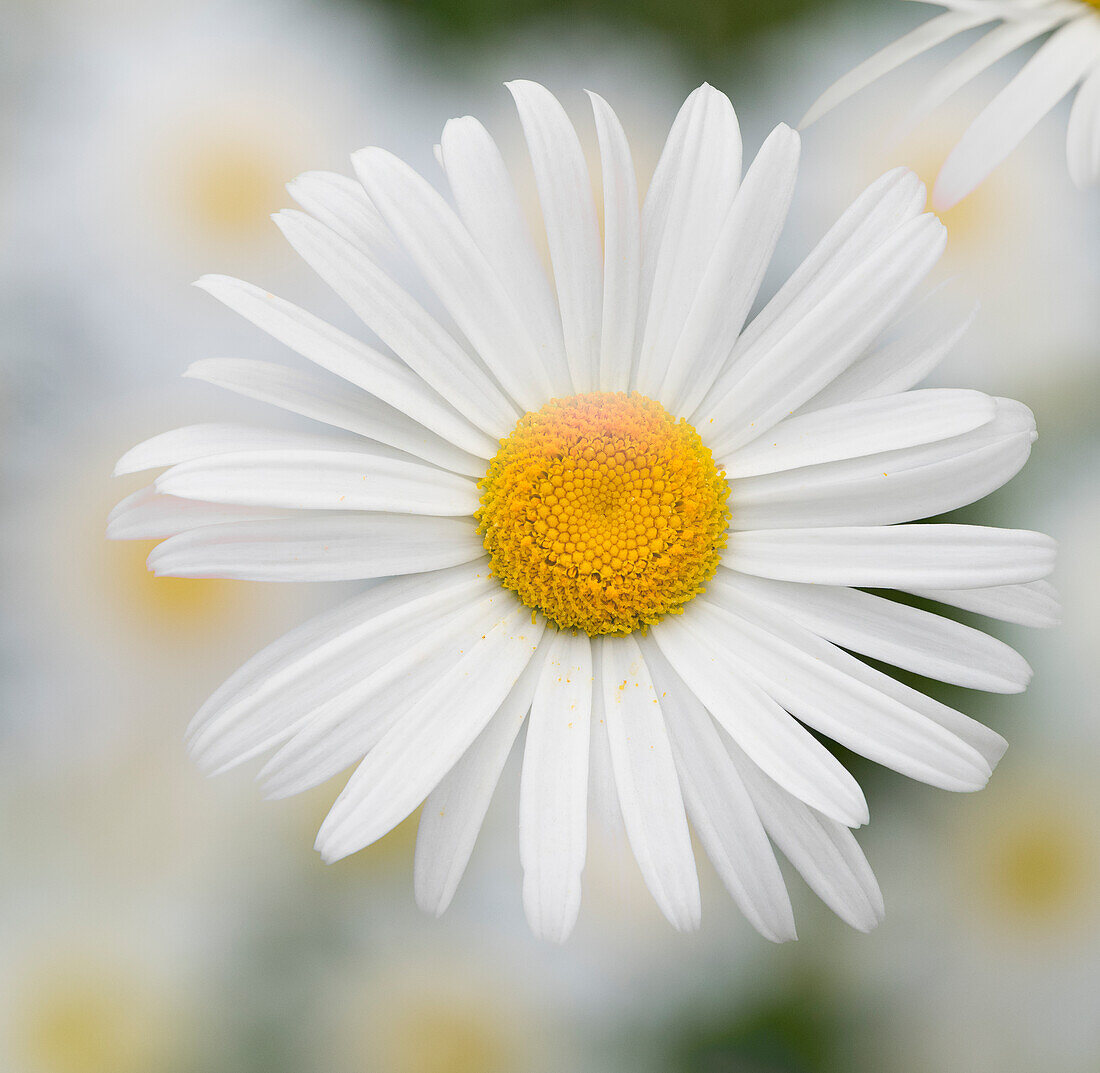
left=356, top=0, right=868, bottom=66
left=665, top=974, right=849, bottom=1073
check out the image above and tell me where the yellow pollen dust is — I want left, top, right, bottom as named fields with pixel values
left=477, top=392, right=730, bottom=636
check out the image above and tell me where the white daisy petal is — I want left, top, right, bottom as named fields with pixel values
left=185, top=358, right=489, bottom=475
left=801, top=281, right=978, bottom=412
left=651, top=614, right=869, bottom=828
left=194, top=274, right=497, bottom=458
left=352, top=145, right=556, bottom=410
left=713, top=571, right=1031, bottom=693
left=725, top=524, right=1056, bottom=589
left=898, top=11, right=1070, bottom=141
left=155, top=449, right=480, bottom=516
left=106, top=486, right=292, bottom=541
left=286, top=170, right=400, bottom=262
left=587, top=638, right=623, bottom=834
left=712, top=572, right=1029, bottom=695
left=316, top=603, right=544, bottom=862
left=718, top=573, right=1009, bottom=769
left=415, top=645, right=547, bottom=917
left=907, top=579, right=1061, bottom=628
left=697, top=213, right=947, bottom=456
left=114, top=422, right=361, bottom=475
left=644, top=640, right=797, bottom=943
left=694, top=595, right=995, bottom=792
left=726, top=397, right=1036, bottom=530
left=186, top=565, right=494, bottom=774
left=587, top=91, right=641, bottom=393
left=934, top=17, right=1100, bottom=209
left=601, top=635, right=701, bottom=931
left=274, top=209, right=520, bottom=436
left=519, top=630, right=593, bottom=943
left=438, top=115, right=571, bottom=396
left=725, top=738, right=884, bottom=933
left=722, top=388, right=996, bottom=478
left=147, top=514, right=486, bottom=582
left=635, top=84, right=742, bottom=397
left=507, top=80, right=604, bottom=395
left=658, top=124, right=801, bottom=417
left=1067, top=61, right=1100, bottom=189
left=633, top=86, right=706, bottom=344
left=799, top=8, right=998, bottom=128
left=727, top=168, right=927, bottom=360
left=257, top=593, right=505, bottom=799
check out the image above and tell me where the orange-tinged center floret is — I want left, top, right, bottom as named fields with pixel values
left=477, top=392, right=730, bottom=636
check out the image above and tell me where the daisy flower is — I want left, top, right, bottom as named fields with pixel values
left=800, top=0, right=1100, bottom=207
left=319, top=938, right=571, bottom=1073
left=111, top=81, right=1057, bottom=943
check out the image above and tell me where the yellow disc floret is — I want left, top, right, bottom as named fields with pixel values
left=477, top=392, right=730, bottom=636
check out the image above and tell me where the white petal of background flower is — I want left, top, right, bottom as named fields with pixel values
left=935, top=15, right=1100, bottom=207
left=801, top=0, right=1100, bottom=205
left=764, top=3, right=1100, bottom=399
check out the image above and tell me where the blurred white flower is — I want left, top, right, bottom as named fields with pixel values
left=0, top=890, right=201, bottom=1073
left=840, top=756, right=1100, bottom=1073
left=3, top=0, right=451, bottom=409
left=802, top=0, right=1100, bottom=207
left=113, top=79, right=1055, bottom=944
left=3, top=386, right=326, bottom=771
left=316, top=937, right=576, bottom=1073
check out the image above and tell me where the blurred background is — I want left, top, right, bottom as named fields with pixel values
left=3, top=0, right=1100, bottom=1070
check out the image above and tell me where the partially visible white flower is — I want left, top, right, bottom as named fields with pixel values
left=112, top=80, right=1057, bottom=943
left=316, top=937, right=577, bottom=1073
left=0, top=888, right=202, bottom=1073
left=801, top=0, right=1100, bottom=207
left=3, top=389, right=323, bottom=769
left=838, top=758, right=1100, bottom=1073
left=751, top=5, right=1100, bottom=397
left=4, top=0, right=445, bottom=397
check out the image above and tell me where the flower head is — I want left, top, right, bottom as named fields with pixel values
left=801, top=0, right=1100, bottom=207
left=477, top=391, right=730, bottom=635
left=111, top=80, right=1057, bottom=943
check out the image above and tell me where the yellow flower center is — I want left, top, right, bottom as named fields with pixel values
left=477, top=392, right=730, bottom=636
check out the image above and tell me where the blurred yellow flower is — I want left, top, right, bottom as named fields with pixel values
left=7, top=949, right=187, bottom=1073
left=959, top=776, right=1100, bottom=940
